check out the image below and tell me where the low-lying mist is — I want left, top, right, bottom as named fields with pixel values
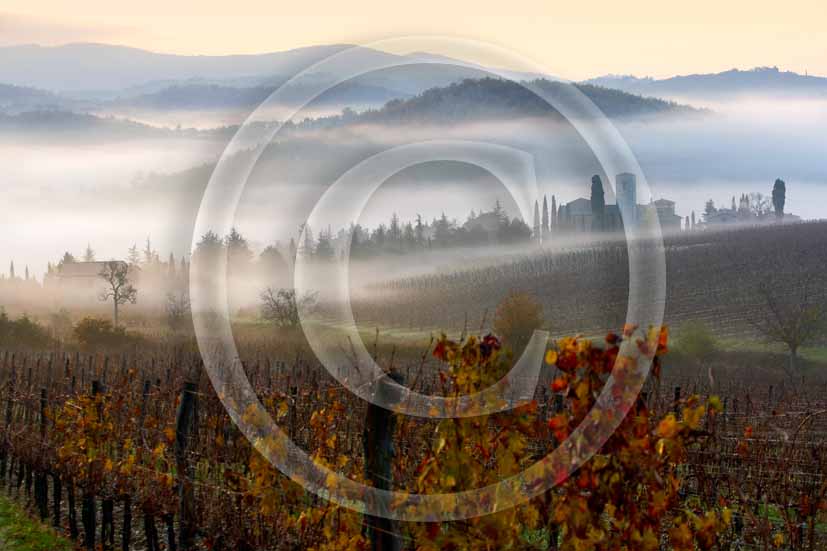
left=2, top=95, right=825, bottom=286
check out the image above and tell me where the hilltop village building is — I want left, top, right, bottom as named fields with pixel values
left=554, top=173, right=683, bottom=234
left=43, top=260, right=133, bottom=301
left=702, top=195, right=801, bottom=227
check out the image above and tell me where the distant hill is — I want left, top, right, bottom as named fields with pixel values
left=105, top=80, right=411, bottom=112
left=0, top=77, right=700, bottom=142
left=585, top=67, right=827, bottom=102
left=0, top=83, right=80, bottom=113
left=0, top=42, right=703, bottom=126
left=0, top=110, right=216, bottom=141
left=0, top=43, right=365, bottom=93
left=0, top=42, right=511, bottom=98
left=350, top=78, right=701, bottom=124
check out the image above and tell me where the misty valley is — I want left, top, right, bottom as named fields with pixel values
left=2, top=40, right=827, bottom=551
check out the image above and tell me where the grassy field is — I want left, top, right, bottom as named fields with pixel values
left=0, top=495, right=73, bottom=551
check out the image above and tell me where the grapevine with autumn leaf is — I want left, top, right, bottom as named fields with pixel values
left=6, top=320, right=821, bottom=550
left=403, top=326, right=732, bottom=551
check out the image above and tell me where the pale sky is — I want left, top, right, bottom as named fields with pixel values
left=2, top=1, right=826, bottom=80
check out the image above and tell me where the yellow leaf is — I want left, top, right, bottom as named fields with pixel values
left=722, top=507, right=732, bottom=525
left=683, top=405, right=705, bottom=430
left=591, top=454, right=610, bottom=471
left=656, top=414, right=680, bottom=439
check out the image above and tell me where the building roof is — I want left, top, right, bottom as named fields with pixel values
left=565, top=198, right=593, bottom=216
left=654, top=198, right=675, bottom=207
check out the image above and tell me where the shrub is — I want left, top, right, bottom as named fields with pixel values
left=260, top=288, right=317, bottom=328
left=165, top=290, right=192, bottom=333
left=0, top=309, right=53, bottom=348
left=73, top=317, right=140, bottom=349
left=493, top=291, right=544, bottom=351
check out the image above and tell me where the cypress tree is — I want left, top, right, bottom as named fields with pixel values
left=590, top=175, right=606, bottom=231
left=533, top=200, right=541, bottom=240
left=772, top=178, right=786, bottom=219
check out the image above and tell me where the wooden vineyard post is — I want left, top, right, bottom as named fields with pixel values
left=35, top=388, right=49, bottom=520
left=102, top=496, right=115, bottom=551
left=143, top=506, right=161, bottom=551
left=82, top=380, right=100, bottom=551
left=67, top=476, right=79, bottom=539
left=288, top=385, right=298, bottom=441
left=16, top=457, right=24, bottom=496
left=175, top=381, right=198, bottom=551
left=362, top=372, right=404, bottom=551
left=52, top=471, right=62, bottom=529
left=122, top=493, right=132, bottom=551
left=22, top=359, right=32, bottom=503
left=102, top=356, right=110, bottom=386
left=163, top=513, right=176, bottom=551
left=1, top=357, right=14, bottom=485
left=128, top=379, right=148, bottom=546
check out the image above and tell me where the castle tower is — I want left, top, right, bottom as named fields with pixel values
left=616, top=172, right=638, bottom=228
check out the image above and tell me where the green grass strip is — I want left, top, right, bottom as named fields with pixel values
left=0, top=494, right=73, bottom=551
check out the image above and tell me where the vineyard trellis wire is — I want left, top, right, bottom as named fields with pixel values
left=0, top=342, right=824, bottom=549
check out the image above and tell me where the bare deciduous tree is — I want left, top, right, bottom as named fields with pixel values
left=748, top=192, right=772, bottom=217
left=165, top=290, right=191, bottom=333
left=751, top=269, right=827, bottom=371
left=98, top=261, right=137, bottom=327
left=260, top=288, right=317, bottom=328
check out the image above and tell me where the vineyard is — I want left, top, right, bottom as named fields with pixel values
left=0, top=323, right=825, bottom=550
left=5, top=13, right=827, bottom=550
left=357, top=221, right=827, bottom=342
left=0, top=222, right=825, bottom=550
